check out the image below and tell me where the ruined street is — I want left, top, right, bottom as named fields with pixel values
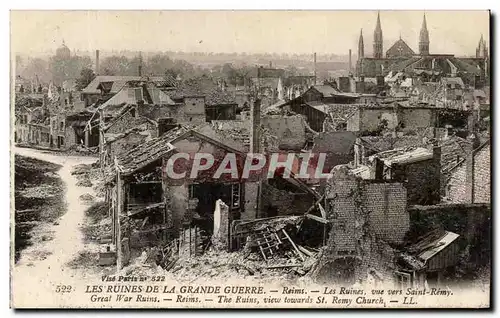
left=12, top=147, right=101, bottom=307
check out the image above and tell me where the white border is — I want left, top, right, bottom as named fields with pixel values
left=1, top=1, right=498, bottom=317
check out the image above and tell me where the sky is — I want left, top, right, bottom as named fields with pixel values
left=10, top=10, right=490, bottom=56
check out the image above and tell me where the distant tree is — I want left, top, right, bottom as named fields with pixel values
left=75, top=68, right=96, bottom=91
left=100, top=56, right=131, bottom=76
left=147, top=54, right=174, bottom=75
left=49, top=55, right=92, bottom=86
left=285, top=65, right=299, bottom=77
left=19, top=58, right=51, bottom=84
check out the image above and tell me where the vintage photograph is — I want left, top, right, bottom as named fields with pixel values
left=10, top=10, right=491, bottom=308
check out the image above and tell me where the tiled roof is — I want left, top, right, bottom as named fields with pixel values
left=439, top=136, right=471, bottom=174
left=115, top=122, right=249, bottom=175
left=417, top=231, right=460, bottom=263
left=251, top=77, right=281, bottom=90
left=99, top=86, right=175, bottom=114
left=172, top=78, right=236, bottom=106
left=305, top=101, right=359, bottom=120
left=195, top=122, right=248, bottom=153
left=82, top=75, right=175, bottom=94
left=371, top=147, right=433, bottom=166
left=312, top=131, right=357, bottom=154
left=116, top=125, right=193, bottom=175
left=311, top=85, right=341, bottom=97
left=386, top=39, right=415, bottom=56
left=359, top=135, right=429, bottom=154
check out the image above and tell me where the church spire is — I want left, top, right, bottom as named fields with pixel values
left=419, top=13, right=430, bottom=55
left=476, top=34, right=488, bottom=59
left=373, top=11, right=383, bottom=58
left=358, top=28, right=364, bottom=59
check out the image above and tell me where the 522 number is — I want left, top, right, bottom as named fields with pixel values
left=55, top=285, right=73, bottom=293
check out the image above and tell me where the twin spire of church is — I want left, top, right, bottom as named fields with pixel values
left=358, top=12, right=430, bottom=59
left=373, top=11, right=383, bottom=58
left=358, top=29, right=364, bottom=59
left=419, top=13, right=430, bottom=55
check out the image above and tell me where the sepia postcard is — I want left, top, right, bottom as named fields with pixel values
left=10, top=10, right=491, bottom=309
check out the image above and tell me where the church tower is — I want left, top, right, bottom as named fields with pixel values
left=476, top=34, right=488, bottom=59
left=358, top=29, right=364, bottom=59
left=373, top=12, right=383, bottom=58
left=419, top=13, right=430, bottom=55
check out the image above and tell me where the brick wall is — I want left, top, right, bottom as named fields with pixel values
left=447, top=163, right=467, bottom=203
left=326, top=172, right=409, bottom=249
left=446, top=142, right=490, bottom=204
left=473, top=143, right=490, bottom=203
left=321, top=173, right=405, bottom=286
left=364, top=182, right=409, bottom=244
left=326, top=179, right=359, bottom=252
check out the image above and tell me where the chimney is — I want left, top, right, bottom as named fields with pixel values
left=468, top=110, right=479, bottom=141
left=313, top=53, right=317, bottom=85
left=250, top=99, right=261, bottom=154
left=95, top=50, right=100, bottom=75
left=269, top=61, right=272, bottom=68
left=349, top=49, right=352, bottom=74
left=138, top=52, right=143, bottom=77
left=354, top=138, right=362, bottom=168
left=432, top=141, right=442, bottom=164
left=372, top=157, right=384, bottom=180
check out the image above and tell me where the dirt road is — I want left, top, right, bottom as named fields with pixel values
left=12, top=147, right=100, bottom=307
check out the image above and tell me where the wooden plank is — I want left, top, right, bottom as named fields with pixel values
left=140, top=216, right=149, bottom=230
left=305, top=213, right=329, bottom=224
left=282, top=229, right=305, bottom=262
left=318, top=203, right=327, bottom=219
left=297, top=245, right=314, bottom=257
left=303, top=193, right=326, bottom=216
left=266, top=264, right=303, bottom=269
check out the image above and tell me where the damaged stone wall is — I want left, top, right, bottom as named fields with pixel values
left=310, top=167, right=401, bottom=286
left=397, top=108, right=436, bottom=130
left=140, top=98, right=206, bottom=125
left=359, top=108, right=399, bottom=132
left=241, top=182, right=258, bottom=220
left=261, top=115, right=306, bottom=151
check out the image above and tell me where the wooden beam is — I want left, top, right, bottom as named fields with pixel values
left=303, top=193, right=326, bottom=216
left=305, top=213, right=329, bottom=224
left=282, top=229, right=305, bottom=262
left=116, top=169, right=123, bottom=272
left=318, top=203, right=327, bottom=218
